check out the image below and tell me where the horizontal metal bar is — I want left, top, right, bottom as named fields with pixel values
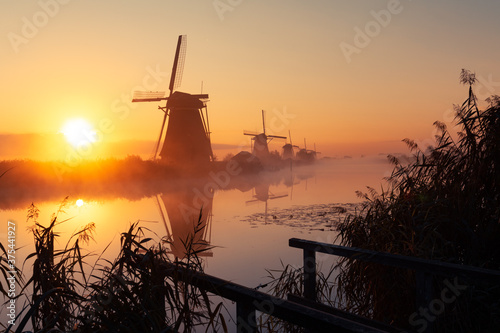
left=289, top=238, right=500, bottom=282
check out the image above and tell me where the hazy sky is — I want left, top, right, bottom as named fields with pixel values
left=1, top=0, right=500, bottom=159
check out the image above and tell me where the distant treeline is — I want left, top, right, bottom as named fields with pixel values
left=0, top=156, right=177, bottom=209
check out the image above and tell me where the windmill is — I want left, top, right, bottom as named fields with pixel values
left=282, top=130, right=299, bottom=160
left=132, top=35, right=213, bottom=165
left=244, top=110, right=286, bottom=162
left=310, top=143, right=321, bottom=159
left=296, top=138, right=318, bottom=162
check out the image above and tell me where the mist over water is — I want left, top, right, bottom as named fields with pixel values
left=0, top=156, right=391, bottom=209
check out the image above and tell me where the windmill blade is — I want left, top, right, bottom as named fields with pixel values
left=269, top=194, right=288, bottom=200
left=268, top=189, right=288, bottom=199
left=132, top=91, right=167, bottom=103
left=153, top=111, right=168, bottom=159
left=267, top=134, right=287, bottom=139
left=169, top=35, right=187, bottom=95
left=261, top=110, right=266, bottom=135
left=245, top=199, right=262, bottom=205
left=243, top=131, right=259, bottom=136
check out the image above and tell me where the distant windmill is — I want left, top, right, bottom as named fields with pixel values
left=132, top=35, right=213, bottom=165
left=282, top=130, right=299, bottom=160
left=310, top=143, right=321, bottom=159
left=296, top=138, right=318, bottom=162
left=244, top=110, right=286, bottom=161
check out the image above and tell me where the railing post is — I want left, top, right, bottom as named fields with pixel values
left=236, top=301, right=257, bottom=333
left=415, top=271, right=434, bottom=333
left=303, top=249, right=316, bottom=302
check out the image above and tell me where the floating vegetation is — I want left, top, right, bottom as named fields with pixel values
left=242, top=203, right=359, bottom=230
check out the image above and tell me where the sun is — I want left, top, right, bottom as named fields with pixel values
left=60, top=118, right=97, bottom=148
left=76, top=199, right=84, bottom=207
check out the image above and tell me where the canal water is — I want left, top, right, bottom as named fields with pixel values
left=0, top=156, right=393, bottom=329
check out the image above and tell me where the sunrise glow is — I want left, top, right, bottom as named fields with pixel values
left=60, top=119, right=98, bottom=148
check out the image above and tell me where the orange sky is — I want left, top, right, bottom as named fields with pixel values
left=1, top=0, right=500, bottom=161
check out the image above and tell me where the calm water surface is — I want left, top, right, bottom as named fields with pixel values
left=1, top=156, right=393, bottom=326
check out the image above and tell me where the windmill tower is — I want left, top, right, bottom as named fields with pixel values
left=282, top=130, right=299, bottom=160
left=132, top=35, right=213, bottom=165
left=244, top=110, right=286, bottom=162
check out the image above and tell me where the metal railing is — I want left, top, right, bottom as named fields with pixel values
left=162, top=262, right=390, bottom=333
left=289, top=238, right=500, bottom=333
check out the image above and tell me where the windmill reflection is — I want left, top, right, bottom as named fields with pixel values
left=246, top=182, right=288, bottom=223
left=156, top=181, right=213, bottom=259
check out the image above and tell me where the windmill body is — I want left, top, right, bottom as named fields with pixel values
left=160, top=91, right=212, bottom=165
left=252, top=133, right=271, bottom=160
left=282, top=130, right=299, bottom=160
left=282, top=144, right=295, bottom=160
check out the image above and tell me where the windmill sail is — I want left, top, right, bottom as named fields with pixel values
left=169, top=35, right=187, bottom=95
left=132, top=91, right=166, bottom=103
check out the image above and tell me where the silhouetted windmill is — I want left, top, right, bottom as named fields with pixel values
left=282, top=130, right=299, bottom=160
left=244, top=110, right=286, bottom=161
left=132, top=35, right=213, bottom=165
left=310, top=143, right=321, bottom=159
left=296, top=138, right=318, bottom=162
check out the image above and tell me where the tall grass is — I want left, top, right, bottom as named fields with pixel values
left=25, top=198, right=95, bottom=332
left=257, top=262, right=338, bottom=332
left=260, top=70, right=500, bottom=332
left=2, top=199, right=226, bottom=333
left=334, top=70, right=500, bottom=331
